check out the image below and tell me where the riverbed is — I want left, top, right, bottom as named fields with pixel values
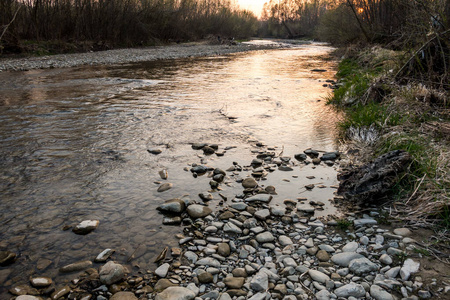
left=0, top=41, right=340, bottom=297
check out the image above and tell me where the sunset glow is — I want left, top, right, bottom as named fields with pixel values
left=237, top=0, right=267, bottom=17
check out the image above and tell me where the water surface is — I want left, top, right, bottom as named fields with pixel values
left=0, top=42, right=339, bottom=296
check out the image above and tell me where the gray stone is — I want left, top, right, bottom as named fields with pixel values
left=349, top=257, right=378, bottom=274
left=315, top=289, right=331, bottom=300
left=393, top=228, right=412, bottom=237
left=331, top=252, right=364, bottom=267
left=334, top=282, right=366, bottom=298
left=379, top=254, right=393, bottom=265
left=254, top=209, right=270, bottom=220
left=155, top=287, right=196, bottom=300
left=250, top=270, right=269, bottom=292
left=99, top=261, right=126, bottom=285
left=342, top=241, right=359, bottom=252
left=308, top=270, right=330, bottom=283
left=196, top=257, right=220, bottom=267
left=400, top=258, right=420, bottom=280
left=157, top=199, right=185, bottom=214
left=72, top=220, right=99, bottom=235
left=256, top=232, right=275, bottom=243
left=186, top=204, right=212, bottom=218
left=370, top=285, right=394, bottom=300
left=95, top=249, right=115, bottom=263
left=155, top=263, right=170, bottom=278
left=245, top=194, right=273, bottom=203
left=353, top=218, right=377, bottom=226
left=223, top=222, right=242, bottom=234
left=279, top=235, right=293, bottom=246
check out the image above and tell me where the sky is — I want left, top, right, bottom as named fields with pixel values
left=237, top=0, right=267, bottom=17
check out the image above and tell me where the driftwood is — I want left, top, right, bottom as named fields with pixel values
left=338, top=150, right=412, bottom=202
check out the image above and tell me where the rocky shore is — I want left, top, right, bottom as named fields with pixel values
left=3, top=142, right=449, bottom=300
left=0, top=42, right=282, bottom=72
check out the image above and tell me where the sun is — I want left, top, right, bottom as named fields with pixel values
left=237, top=0, right=267, bottom=18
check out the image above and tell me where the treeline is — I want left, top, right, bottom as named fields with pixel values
left=259, top=0, right=449, bottom=45
left=0, top=0, right=258, bottom=54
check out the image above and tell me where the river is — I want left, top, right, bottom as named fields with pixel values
left=0, top=42, right=339, bottom=297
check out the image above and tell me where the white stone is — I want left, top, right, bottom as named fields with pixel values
left=400, top=259, right=420, bottom=280
left=334, top=282, right=366, bottom=298
left=331, top=252, right=364, bottom=267
left=155, top=263, right=170, bottom=278
left=370, top=284, right=394, bottom=300
left=342, top=241, right=359, bottom=252
left=308, top=270, right=330, bottom=284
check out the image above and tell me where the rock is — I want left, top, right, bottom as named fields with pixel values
left=157, top=183, right=173, bottom=192
left=184, top=251, right=198, bottom=263
left=51, top=286, right=71, bottom=300
left=393, top=228, right=412, bottom=236
left=203, top=146, right=215, bottom=155
left=163, top=216, right=181, bottom=225
left=342, top=241, right=359, bottom=252
left=250, top=270, right=269, bottom=292
left=316, top=250, right=330, bottom=262
left=59, top=260, right=93, bottom=273
left=242, top=177, right=258, bottom=188
left=400, top=258, right=420, bottom=280
left=331, top=252, right=364, bottom=267
left=157, top=198, right=185, bottom=214
left=334, top=282, right=366, bottom=298
left=196, top=257, right=220, bottom=267
left=198, top=272, right=213, bottom=283
left=308, top=270, right=330, bottom=283
left=321, top=152, right=339, bottom=161
left=370, top=284, right=394, bottom=300
left=95, top=249, right=115, bottom=263
left=256, top=231, right=275, bottom=243
left=0, top=251, right=16, bottom=266
left=30, top=277, right=52, bottom=288
left=186, top=204, right=212, bottom=218
left=224, top=277, right=245, bottom=289
left=147, top=148, right=162, bottom=155
left=379, top=254, right=393, bottom=265
left=217, top=243, right=231, bottom=257
left=159, top=169, right=168, bottom=179
left=154, top=279, right=177, bottom=292
left=16, top=296, right=43, bottom=300
left=316, top=289, right=331, bottom=300
left=245, top=194, right=272, bottom=203
left=110, top=291, right=138, bottom=300
left=218, top=293, right=232, bottom=300
left=224, top=222, right=242, bottom=234
left=270, top=206, right=285, bottom=216
left=254, top=209, right=270, bottom=220
left=36, top=258, right=52, bottom=270
left=155, top=286, right=196, bottom=300
left=279, top=235, right=293, bottom=246
left=99, top=261, right=126, bottom=285
left=354, top=218, right=377, bottom=226
left=190, top=165, right=208, bottom=174
left=72, top=220, right=99, bottom=235
left=348, top=257, right=378, bottom=274
left=226, top=289, right=247, bottom=297
left=199, top=192, right=213, bottom=201
left=294, top=153, right=307, bottom=161
left=155, top=263, right=170, bottom=277
left=337, top=150, right=412, bottom=202
left=9, top=285, right=38, bottom=296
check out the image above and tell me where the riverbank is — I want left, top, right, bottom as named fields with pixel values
left=4, top=145, right=450, bottom=300
left=0, top=41, right=284, bottom=72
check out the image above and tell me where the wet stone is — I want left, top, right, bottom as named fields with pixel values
left=0, top=250, right=16, bottom=266
left=95, top=249, right=115, bottom=263
left=242, top=177, right=258, bottom=188
left=51, top=286, right=70, bottom=300
left=157, top=183, right=173, bottom=192
left=59, top=260, right=93, bottom=273
left=157, top=198, right=185, bottom=214
left=72, top=220, right=99, bottom=235
left=30, top=277, right=52, bottom=288
left=99, top=261, right=126, bottom=285
left=110, top=291, right=138, bottom=300
left=186, top=204, right=212, bottom=218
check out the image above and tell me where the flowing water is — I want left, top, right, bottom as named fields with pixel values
left=0, top=42, right=339, bottom=296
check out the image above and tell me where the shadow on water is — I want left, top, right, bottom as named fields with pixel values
left=0, top=42, right=340, bottom=296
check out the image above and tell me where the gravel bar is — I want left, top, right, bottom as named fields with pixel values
left=0, top=43, right=281, bottom=72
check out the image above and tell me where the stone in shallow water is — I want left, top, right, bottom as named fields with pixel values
left=95, top=249, right=115, bottom=263
left=242, top=177, right=258, bottom=188
left=0, top=251, right=16, bottom=266
left=30, top=277, right=52, bottom=288
left=157, top=183, right=173, bottom=192
left=59, top=260, right=93, bottom=273
left=99, top=261, right=126, bottom=285
left=72, top=220, right=99, bottom=235
left=157, top=198, right=185, bottom=214
left=186, top=204, right=212, bottom=218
